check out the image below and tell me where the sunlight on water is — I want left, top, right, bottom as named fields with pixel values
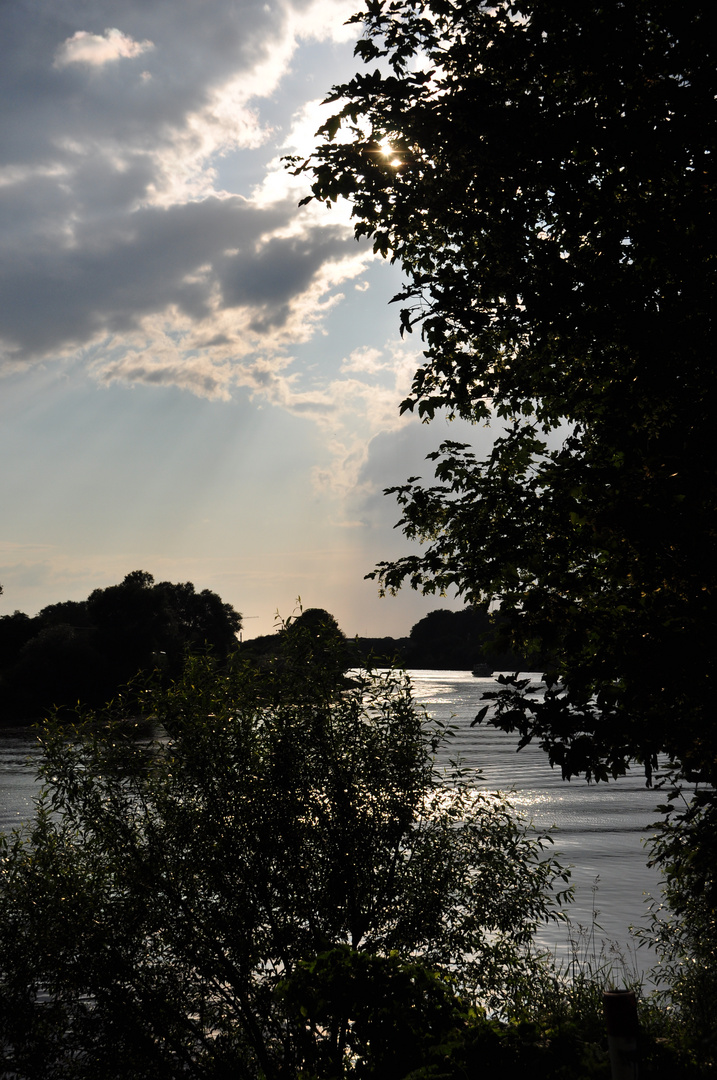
left=0, top=728, right=43, bottom=834
left=0, top=672, right=665, bottom=980
left=407, top=669, right=664, bottom=978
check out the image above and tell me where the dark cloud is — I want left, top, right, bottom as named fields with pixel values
left=0, top=0, right=276, bottom=168
left=285, top=398, right=336, bottom=415
left=221, top=231, right=350, bottom=310
left=0, top=195, right=355, bottom=360
left=356, top=417, right=494, bottom=526
left=0, top=0, right=362, bottom=380
left=100, top=356, right=229, bottom=399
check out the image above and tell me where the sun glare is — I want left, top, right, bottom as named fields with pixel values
left=377, top=138, right=402, bottom=167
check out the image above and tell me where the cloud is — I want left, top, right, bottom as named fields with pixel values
left=0, top=0, right=445, bottom=512
left=0, top=0, right=376, bottom=396
left=290, top=0, right=359, bottom=45
left=342, top=347, right=394, bottom=375
left=100, top=351, right=234, bottom=402
left=54, top=28, right=154, bottom=69
left=354, top=414, right=492, bottom=531
left=271, top=339, right=430, bottom=501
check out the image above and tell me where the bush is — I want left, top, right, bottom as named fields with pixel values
left=642, top=781, right=717, bottom=1070
left=0, top=621, right=570, bottom=1079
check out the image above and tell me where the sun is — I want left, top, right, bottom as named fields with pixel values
left=377, top=138, right=402, bottom=168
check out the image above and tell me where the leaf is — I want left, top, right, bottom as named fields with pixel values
left=470, top=705, right=490, bottom=727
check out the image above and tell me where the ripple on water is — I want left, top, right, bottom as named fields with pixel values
left=0, top=677, right=666, bottom=980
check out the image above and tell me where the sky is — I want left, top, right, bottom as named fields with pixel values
left=0, top=0, right=492, bottom=639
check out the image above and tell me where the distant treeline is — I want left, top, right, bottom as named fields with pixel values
left=350, top=607, right=543, bottom=671
left=0, top=571, right=241, bottom=725
left=242, top=606, right=543, bottom=673
left=0, top=588, right=541, bottom=726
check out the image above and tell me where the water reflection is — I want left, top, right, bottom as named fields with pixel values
left=0, top=727, right=43, bottom=833
left=409, top=669, right=664, bottom=974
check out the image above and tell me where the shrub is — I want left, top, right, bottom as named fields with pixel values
left=0, top=622, right=570, bottom=1078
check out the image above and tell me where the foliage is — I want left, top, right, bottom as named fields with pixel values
left=641, top=780, right=717, bottom=1065
left=279, top=944, right=711, bottom=1079
left=0, top=620, right=570, bottom=1078
left=0, top=571, right=242, bottom=722
left=404, top=606, right=540, bottom=671
left=296, top=2, right=717, bottom=1052
left=296, top=0, right=717, bottom=786
left=241, top=606, right=352, bottom=677
left=278, top=946, right=477, bottom=1079
left=278, top=945, right=593, bottom=1080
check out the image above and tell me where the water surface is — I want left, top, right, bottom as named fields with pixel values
left=0, top=671, right=665, bottom=978
left=410, top=669, right=664, bottom=975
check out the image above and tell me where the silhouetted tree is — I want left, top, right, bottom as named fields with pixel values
left=36, top=600, right=93, bottom=631
left=403, top=608, right=548, bottom=671
left=242, top=607, right=351, bottom=684
left=300, top=0, right=717, bottom=785
left=0, top=573, right=241, bottom=723
left=299, top=0, right=717, bottom=1040
left=0, top=612, right=35, bottom=665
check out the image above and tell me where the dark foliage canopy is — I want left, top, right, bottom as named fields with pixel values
left=299, top=0, right=717, bottom=784
left=0, top=571, right=242, bottom=722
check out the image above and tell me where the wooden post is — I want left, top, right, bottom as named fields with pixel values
left=603, top=989, right=639, bottom=1079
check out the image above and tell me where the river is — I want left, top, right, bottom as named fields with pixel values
left=410, top=670, right=665, bottom=978
left=0, top=669, right=666, bottom=982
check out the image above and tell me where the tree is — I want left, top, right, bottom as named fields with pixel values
left=284, top=606, right=351, bottom=679
left=297, top=0, right=717, bottom=785
left=404, top=607, right=541, bottom=670
left=0, top=611, right=34, bottom=664
left=86, top=571, right=242, bottom=684
left=0, top=573, right=243, bottom=723
left=239, top=606, right=351, bottom=679
left=0, top=622, right=569, bottom=1078
left=644, top=786, right=717, bottom=1054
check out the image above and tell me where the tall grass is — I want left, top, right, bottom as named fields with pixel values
left=501, top=878, right=713, bottom=1077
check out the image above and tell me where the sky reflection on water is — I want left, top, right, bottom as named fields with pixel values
left=409, top=669, right=664, bottom=977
